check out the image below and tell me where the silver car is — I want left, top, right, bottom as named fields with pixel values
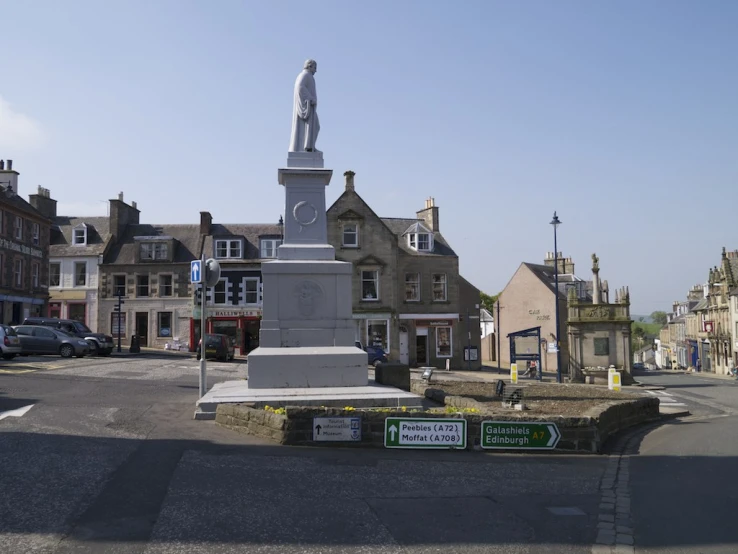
left=0, top=324, right=22, bottom=360
left=13, top=325, right=91, bottom=358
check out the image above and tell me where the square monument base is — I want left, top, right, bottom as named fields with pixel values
left=246, top=346, right=368, bottom=389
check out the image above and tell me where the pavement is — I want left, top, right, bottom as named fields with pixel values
left=1, top=358, right=737, bottom=552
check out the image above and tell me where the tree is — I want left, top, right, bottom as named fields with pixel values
left=480, top=291, right=500, bottom=313
left=651, top=311, right=668, bottom=326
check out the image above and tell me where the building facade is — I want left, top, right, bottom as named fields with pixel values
left=0, top=160, right=50, bottom=323
left=327, top=171, right=481, bottom=369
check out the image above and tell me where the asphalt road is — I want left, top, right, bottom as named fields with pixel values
left=1, top=356, right=737, bottom=553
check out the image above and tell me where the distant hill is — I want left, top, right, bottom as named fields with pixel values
left=632, top=314, right=653, bottom=324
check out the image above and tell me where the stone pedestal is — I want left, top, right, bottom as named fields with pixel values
left=246, top=152, right=367, bottom=388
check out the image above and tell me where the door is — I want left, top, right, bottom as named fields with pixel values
left=33, top=327, right=59, bottom=354
left=416, top=335, right=428, bottom=366
left=399, top=327, right=409, bottom=365
left=135, top=312, right=148, bottom=347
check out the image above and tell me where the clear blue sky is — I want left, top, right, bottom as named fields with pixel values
left=2, top=0, right=736, bottom=314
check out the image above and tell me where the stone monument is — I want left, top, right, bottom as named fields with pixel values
left=246, top=59, right=368, bottom=388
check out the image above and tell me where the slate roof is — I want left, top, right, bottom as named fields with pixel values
left=106, top=224, right=202, bottom=265
left=1, top=190, right=49, bottom=221
left=203, top=223, right=283, bottom=262
left=380, top=218, right=457, bottom=257
left=50, top=216, right=111, bottom=257
left=691, top=298, right=709, bottom=312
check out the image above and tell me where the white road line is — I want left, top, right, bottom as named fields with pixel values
left=0, top=404, right=34, bottom=421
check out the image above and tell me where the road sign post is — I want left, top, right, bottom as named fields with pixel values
left=384, top=417, right=467, bottom=449
left=481, top=421, right=561, bottom=450
left=199, top=255, right=207, bottom=398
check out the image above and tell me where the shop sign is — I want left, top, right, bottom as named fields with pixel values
left=211, top=309, right=262, bottom=318
left=0, top=237, right=43, bottom=258
left=416, top=319, right=453, bottom=327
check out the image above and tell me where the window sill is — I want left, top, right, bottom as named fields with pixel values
left=432, top=300, right=450, bottom=304
left=361, top=299, right=380, bottom=303
left=341, top=245, right=360, bottom=249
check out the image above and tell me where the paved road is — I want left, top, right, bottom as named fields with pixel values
left=3, top=358, right=738, bottom=553
left=627, top=369, right=738, bottom=553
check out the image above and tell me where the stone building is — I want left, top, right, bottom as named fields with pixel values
left=32, top=188, right=115, bottom=331
left=700, top=248, right=738, bottom=375
left=326, top=171, right=481, bottom=369
left=731, top=287, right=738, bottom=369
left=0, top=160, right=50, bottom=323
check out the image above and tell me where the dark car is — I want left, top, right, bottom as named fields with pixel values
left=197, top=334, right=235, bottom=362
left=355, top=341, right=388, bottom=367
left=22, top=317, right=115, bottom=356
left=13, top=325, right=91, bottom=358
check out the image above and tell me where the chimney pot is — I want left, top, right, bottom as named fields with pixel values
left=118, top=192, right=124, bottom=201
left=131, top=201, right=137, bottom=209
left=7, top=160, right=12, bottom=170
left=0, top=160, right=4, bottom=170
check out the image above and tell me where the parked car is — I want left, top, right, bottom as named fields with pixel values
left=0, top=324, right=22, bottom=360
left=197, top=334, right=235, bottom=362
left=13, top=325, right=91, bottom=358
left=22, top=317, right=115, bottom=356
left=633, top=362, right=646, bottom=371
left=354, top=341, right=388, bottom=367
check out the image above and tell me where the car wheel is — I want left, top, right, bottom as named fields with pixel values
left=60, top=344, right=74, bottom=358
left=87, top=341, right=99, bottom=356
left=2, top=354, right=16, bottom=360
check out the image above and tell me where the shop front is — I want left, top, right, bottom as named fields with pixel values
left=398, top=313, right=459, bottom=369
left=191, top=307, right=262, bottom=356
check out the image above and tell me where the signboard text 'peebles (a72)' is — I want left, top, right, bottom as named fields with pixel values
left=384, top=418, right=466, bottom=449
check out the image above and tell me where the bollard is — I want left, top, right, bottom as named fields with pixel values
left=510, top=363, right=518, bottom=384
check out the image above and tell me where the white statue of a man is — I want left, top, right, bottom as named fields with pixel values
left=289, top=59, right=320, bottom=153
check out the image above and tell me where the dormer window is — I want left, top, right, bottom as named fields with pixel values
left=73, top=224, right=87, bottom=246
left=140, top=242, right=168, bottom=260
left=260, top=239, right=282, bottom=259
left=342, top=223, right=359, bottom=247
left=404, top=222, right=434, bottom=252
left=215, top=239, right=243, bottom=259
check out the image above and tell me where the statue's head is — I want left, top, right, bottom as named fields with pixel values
left=304, top=59, right=317, bottom=73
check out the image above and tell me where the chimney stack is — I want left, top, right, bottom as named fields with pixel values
left=7, top=160, right=12, bottom=170
left=344, top=170, right=355, bottom=192
left=200, top=211, right=213, bottom=236
left=416, top=196, right=439, bottom=232
left=0, top=160, right=4, bottom=170
left=29, top=186, right=57, bottom=219
left=109, top=193, right=140, bottom=240
left=0, top=158, right=20, bottom=197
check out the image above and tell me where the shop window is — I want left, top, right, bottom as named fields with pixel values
left=432, top=273, right=447, bottom=301
left=367, top=319, right=389, bottom=351
left=74, top=262, right=87, bottom=286
left=49, top=303, right=61, bottom=319
left=362, top=270, right=379, bottom=301
left=342, top=223, right=358, bottom=247
left=158, top=312, right=172, bottom=337
left=111, top=312, right=127, bottom=338
left=137, top=275, right=149, bottom=297
left=49, top=263, right=61, bottom=287
left=160, top=274, right=173, bottom=297
left=68, top=304, right=86, bottom=323
left=405, top=273, right=420, bottom=301
left=113, top=275, right=126, bottom=296
left=436, top=326, right=452, bottom=357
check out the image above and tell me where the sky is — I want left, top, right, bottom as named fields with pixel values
left=2, top=0, right=737, bottom=314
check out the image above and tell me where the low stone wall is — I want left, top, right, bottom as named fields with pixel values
left=215, top=394, right=660, bottom=453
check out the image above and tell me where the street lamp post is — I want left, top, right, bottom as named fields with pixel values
left=550, top=211, right=563, bottom=383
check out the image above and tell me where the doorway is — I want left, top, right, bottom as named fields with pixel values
left=135, top=312, right=148, bottom=347
left=416, top=335, right=428, bottom=366
left=399, top=326, right=409, bottom=365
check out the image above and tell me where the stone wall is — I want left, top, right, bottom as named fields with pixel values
left=215, top=394, right=660, bottom=453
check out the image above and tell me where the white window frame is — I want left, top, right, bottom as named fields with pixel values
left=73, top=224, right=87, bottom=246
left=49, top=262, right=61, bottom=287
left=260, top=239, right=282, bottom=259
left=408, top=232, right=433, bottom=252
left=342, top=223, right=359, bottom=247
left=405, top=272, right=420, bottom=302
left=432, top=273, right=447, bottom=302
left=14, top=259, right=22, bottom=287
left=159, top=274, right=173, bottom=297
left=136, top=274, right=150, bottom=297
left=32, top=223, right=40, bottom=246
left=436, top=326, right=452, bottom=358
left=241, top=277, right=260, bottom=305
left=361, top=270, right=379, bottom=301
left=14, top=217, right=23, bottom=240
left=74, top=262, right=87, bottom=287
left=32, top=263, right=39, bottom=287
left=215, top=239, right=243, bottom=259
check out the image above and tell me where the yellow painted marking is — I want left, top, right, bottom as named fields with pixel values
left=0, top=368, right=36, bottom=374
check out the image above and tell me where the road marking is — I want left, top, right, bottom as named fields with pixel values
left=0, top=404, right=34, bottom=421
left=0, top=368, right=35, bottom=374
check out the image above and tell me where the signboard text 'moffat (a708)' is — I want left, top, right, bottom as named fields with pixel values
left=384, top=418, right=467, bottom=449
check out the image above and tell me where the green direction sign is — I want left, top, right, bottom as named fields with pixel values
left=384, top=418, right=466, bottom=449
left=481, top=421, right=561, bottom=450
